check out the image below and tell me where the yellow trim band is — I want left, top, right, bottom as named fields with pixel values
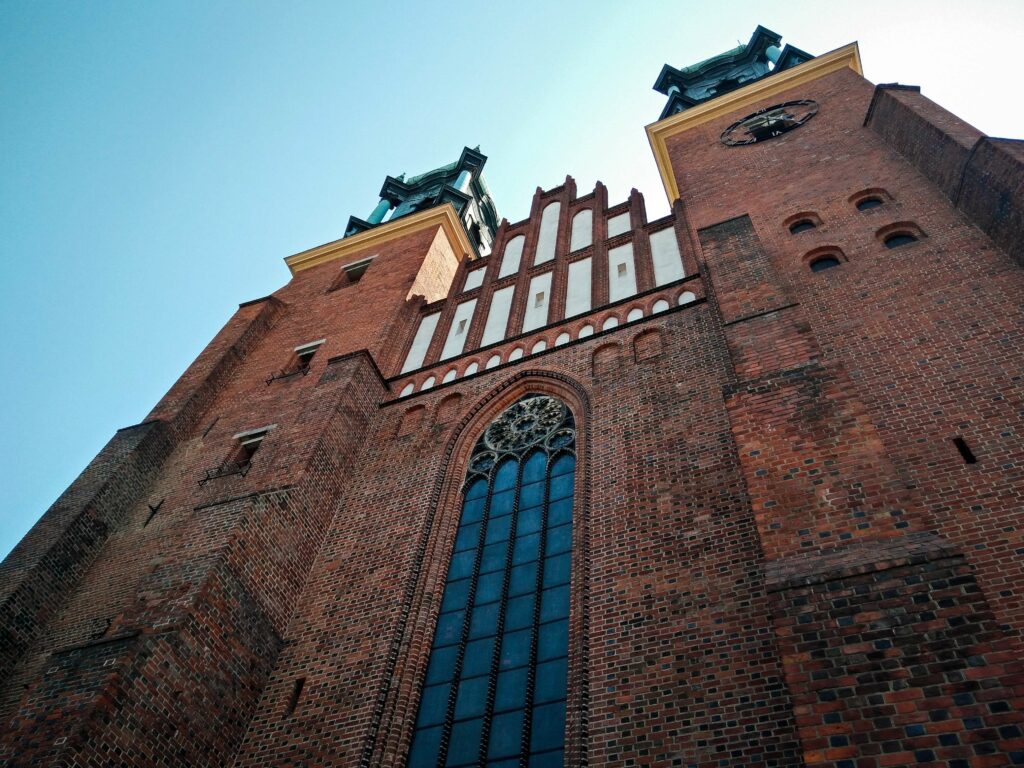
left=646, top=42, right=863, bottom=204
left=284, top=203, right=474, bottom=275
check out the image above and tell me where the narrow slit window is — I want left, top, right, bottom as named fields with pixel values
left=456, top=319, right=468, bottom=336
left=284, top=677, right=306, bottom=718
left=952, top=437, right=977, bottom=464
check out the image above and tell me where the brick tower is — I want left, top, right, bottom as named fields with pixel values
left=3, top=26, right=1024, bottom=768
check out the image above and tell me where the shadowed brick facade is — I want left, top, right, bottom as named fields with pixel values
left=3, top=30, right=1024, bottom=768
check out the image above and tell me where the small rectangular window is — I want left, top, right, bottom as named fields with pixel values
left=232, top=425, right=276, bottom=467
left=456, top=319, right=467, bottom=335
left=617, top=263, right=627, bottom=277
left=237, top=433, right=266, bottom=464
left=202, top=425, right=276, bottom=483
left=328, top=256, right=376, bottom=291
left=293, top=339, right=325, bottom=370
left=343, top=257, right=373, bottom=282
left=534, top=292, right=545, bottom=307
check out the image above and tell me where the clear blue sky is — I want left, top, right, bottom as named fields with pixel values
left=2, top=0, right=1022, bottom=560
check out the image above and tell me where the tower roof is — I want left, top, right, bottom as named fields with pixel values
left=653, top=25, right=814, bottom=120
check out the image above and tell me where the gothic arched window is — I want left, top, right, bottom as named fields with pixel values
left=408, top=394, right=576, bottom=767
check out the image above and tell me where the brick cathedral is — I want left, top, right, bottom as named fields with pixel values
left=2, top=26, right=1024, bottom=768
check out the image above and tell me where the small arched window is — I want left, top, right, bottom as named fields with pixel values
left=856, top=197, right=884, bottom=211
left=884, top=233, right=918, bottom=249
left=789, top=219, right=816, bottom=234
left=407, top=395, right=576, bottom=767
left=810, top=256, right=841, bottom=272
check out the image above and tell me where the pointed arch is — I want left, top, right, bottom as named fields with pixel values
left=360, top=371, right=592, bottom=768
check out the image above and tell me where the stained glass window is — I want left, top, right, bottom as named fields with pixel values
left=408, top=395, right=576, bottom=767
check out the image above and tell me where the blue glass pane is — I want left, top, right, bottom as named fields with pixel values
left=494, top=667, right=528, bottom=713
left=474, top=570, right=503, bottom=606
left=548, top=472, right=574, bottom=501
left=446, top=717, right=484, bottom=766
left=504, top=593, right=535, bottom=632
left=513, top=532, right=540, bottom=565
left=465, top=478, right=488, bottom=500
left=518, top=481, right=545, bottom=510
left=522, top=450, right=547, bottom=484
left=448, top=550, right=476, bottom=582
left=499, top=628, right=532, bottom=670
left=534, top=658, right=568, bottom=704
left=442, top=578, right=471, bottom=613
left=480, top=541, right=508, bottom=574
left=470, top=602, right=500, bottom=639
left=508, top=561, right=537, bottom=597
left=548, top=497, right=572, bottom=528
left=529, top=749, right=565, bottom=768
left=537, top=619, right=568, bottom=662
left=490, top=489, right=515, bottom=518
left=454, top=523, right=480, bottom=552
left=485, top=514, right=512, bottom=545
left=517, top=506, right=543, bottom=537
left=529, top=701, right=566, bottom=753
left=461, top=497, right=486, bottom=524
left=425, top=644, right=458, bottom=684
left=416, top=683, right=451, bottom=727
left=540, top=585, right=570, bottom=623
left=462, top=637, right=495, bottom=679
left=487, top=760, right=520, bottom=768
left=433, top=610, right=465, bottom=648
left=488, top=709, right=525, bottom=760
left=543, top=553, right=571, bottom=588
left=454, top=675, right=489, bottom=721
left=407, top=725, right=443, bottom=768
left=546, top=524, right=572, bottom=556
left=494, top=459, right=518, bottom=491
left=550, top=454, right=575, bottom=477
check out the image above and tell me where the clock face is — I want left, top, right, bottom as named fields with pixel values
left=720, top=100, right=819, bottom=146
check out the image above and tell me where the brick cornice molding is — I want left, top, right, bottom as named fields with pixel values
left=284, top=204, right=474, bottom=275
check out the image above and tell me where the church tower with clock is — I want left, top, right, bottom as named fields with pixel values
left=3, top=25, right=1024, bottom=768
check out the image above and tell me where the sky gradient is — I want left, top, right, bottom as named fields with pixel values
left=2, top=0, right=1023, bottom=560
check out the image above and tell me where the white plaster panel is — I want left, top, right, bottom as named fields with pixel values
left=463, top=268, right=485, bottom=292
left=440, top=299, right=477, bottom=360
left=570, top=209, right=593, bottom=251
left=480, top=285, right=515, bottom=347
left=649, top=227, right=685, bottom=286
left=607, top=211, right=631, bottom=238
left=499, top=235, right=525, bottom=277
left=522, top=272, right=552, bottom=333
left=534, top=202, right=561, bottom=265
left=401, top=312, right=440, bottom=373
left=607, top=243, right=637, bottom=302
left=565, top=258, right=592, bottom=318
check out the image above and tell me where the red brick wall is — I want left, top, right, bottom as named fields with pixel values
left=2, top=57, right=1024, bottom=768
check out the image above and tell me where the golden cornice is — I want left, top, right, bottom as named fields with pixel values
left=646, top=42, right=863, bottom=204
left=284, top=203, right=474, bottom=275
